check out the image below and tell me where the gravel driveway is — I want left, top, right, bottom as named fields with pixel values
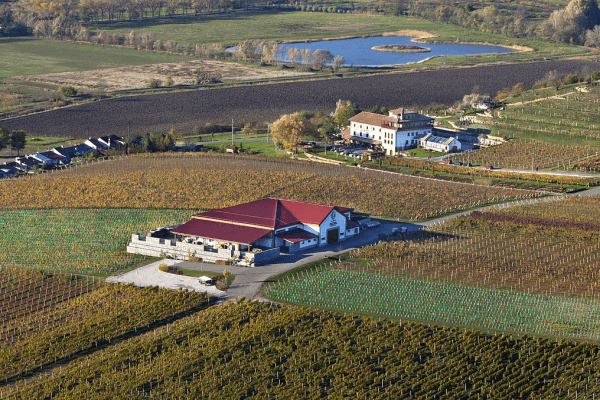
left=106, top=259, right=226, bottom=297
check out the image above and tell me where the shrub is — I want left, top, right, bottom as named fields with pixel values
left=158, top=263, right=169, bottom=272
left=215, top=260, right=227, bottom=265
left=147, top=78, right=162, bottom=89
left=223, top=267, right=230, bottom=277
left=165, top=76, right=174, bottom=87
left=189, top=256, right=200, bottom=262
left=59, top=86, right=77, bottom=97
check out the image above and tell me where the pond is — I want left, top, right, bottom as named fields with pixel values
left=283, top=36, right=514, bottom=66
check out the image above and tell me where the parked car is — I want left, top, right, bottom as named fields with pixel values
left=464, top=163, right=473, bottom=167
left=441, top=160, right=453, bottom=165
left=484, top=165, right=493, bottom=170
left=454, top=161, right=463, bottom=166
left=199, top=276, right=215, bottom=286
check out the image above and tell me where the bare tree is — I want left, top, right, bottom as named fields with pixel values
left=586, top=24, right=600, bottom=45
left=331, top=55, right=345, bottom=71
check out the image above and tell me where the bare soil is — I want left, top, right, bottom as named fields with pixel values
left=15, top=60, right=312, bottom=92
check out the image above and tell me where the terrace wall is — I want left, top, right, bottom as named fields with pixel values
left=126, top=234, right=280, bottom=266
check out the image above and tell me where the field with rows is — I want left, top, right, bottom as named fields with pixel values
left=266, top=268, right=600, bottom=339
left=449, top=140, right=599, bottom=171
left=0, top=266, right=212, bottom=384
left=265, top=196, right=600, bottom=338
left=4, top=300, right=600, bottom=399
left=452, top=84, right=600, bottom=171
left=0, top=209, right=197, bottom=274
left=349, top=195, right=600, bottom=298
left=0, top=154, right=538, bottom=219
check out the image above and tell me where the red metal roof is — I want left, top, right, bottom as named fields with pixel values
left=172, top=219, right=271, bottom=245
left=276, top=229, right=318, bottom=244
left=193, top=198, right=353, bottom=229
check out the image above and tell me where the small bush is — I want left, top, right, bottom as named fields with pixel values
left=189, top=256, right=201, bottom=262
left=59, top=86, right=77, bottom=97
left=215, top=260, right=227, bottom=265
left=223, top=267, right=230, bottom=277
left=165, top=76, right=174, bottom=87
left=148, top=78, right=162, bottom=89
left=158, top=263, right=169, bottom=272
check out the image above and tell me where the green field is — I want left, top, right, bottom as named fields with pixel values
left=0, top=208, right=197, bottom=275
left=89, top=10, right=581, bottom=61
left=0, top=37, right=190, bottom=80
left=266, top=267, right=600, bottom=340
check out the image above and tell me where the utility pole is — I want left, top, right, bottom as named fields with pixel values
left=231, top=119, right=234, bottom=145
left=267, top=123, right=269, bottom=143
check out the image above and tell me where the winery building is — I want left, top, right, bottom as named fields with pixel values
left=127, top=198, right=361, bottom=266
left=346, top=108, right=434, bottom=156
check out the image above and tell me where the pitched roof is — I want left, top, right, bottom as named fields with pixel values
left=172, top=219, right=271, bottom=245
left=193, top=198, right=352, bottom=230
left=349, top=112, right=396, bottom=127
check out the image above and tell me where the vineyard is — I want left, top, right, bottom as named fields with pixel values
left=3, top=300, right=600, bottom=399
left=345, top=195, right=600, bottom=299
left=0, top=209, right=197, bottom=274
left=0, top=154, right=539, bottom=220
left=0, top=266, right=213, bottom=384
left=382, top=154, right=599, bottom=188
left=451, top=84, right=600, bottom=170
left=265, top=267, right=600, bottom=340
left=449, top=140, right=599, bottom=171
left=260, top=196, right=600, bottom=340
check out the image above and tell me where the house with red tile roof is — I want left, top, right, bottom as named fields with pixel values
left=127, top=198, right=361, bottom=266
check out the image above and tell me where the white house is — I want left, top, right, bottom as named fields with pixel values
left=346, top=108, right=434, bottom=156
left=420, top=133, right=462, bottom=153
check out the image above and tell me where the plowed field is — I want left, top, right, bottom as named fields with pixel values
left=1, top=60, right=596, bottom=137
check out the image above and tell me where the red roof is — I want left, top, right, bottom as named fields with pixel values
left=173, top=198, right=354, bottom=245
left=172, top=219, right=271, bottom=245
left=347, top=220, right=360, bottom=229
left=193, top=198, right=352, bottom=230
left=276, top=229, right=318, bottom=244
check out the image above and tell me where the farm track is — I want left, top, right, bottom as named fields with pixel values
left=2, top=60, right=598, bottom=137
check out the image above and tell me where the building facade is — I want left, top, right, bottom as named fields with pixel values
left=347, top=108, right=434, bottom=156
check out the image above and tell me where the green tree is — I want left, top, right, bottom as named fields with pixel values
left=333, top=100, right=360, bottom=128
left=8, top=130, right=26, bottom=156
left=142, top=132, right=155, bottom=152
left=59, top=86, right=77, bottom=97
left=0, top=127, right=9, bottom=152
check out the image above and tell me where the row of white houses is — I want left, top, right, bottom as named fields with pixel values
left=0, top=135, right=124, bottom=178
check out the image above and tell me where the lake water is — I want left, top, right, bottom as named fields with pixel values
left=283, top=36, right=514, bottom=66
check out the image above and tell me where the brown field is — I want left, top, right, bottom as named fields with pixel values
left=15, top=60, right=312, bottom=91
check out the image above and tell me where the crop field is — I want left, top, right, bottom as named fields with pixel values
left=347, top=196, right=600, bottom=298
left=4, top=300, right=600, bottom=399
left=0, top=266, right=212, bottom=384
left=0, top=154, right=538, bottom=219
left=456, top=84, right=600, bottom=170
left=449, top=140, right=598, bottom=171
left=2, top=60, right=597, bottom=137
left=265, top=268, right=600, bottom=340
left=0, top=209, right=197, bottom=274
